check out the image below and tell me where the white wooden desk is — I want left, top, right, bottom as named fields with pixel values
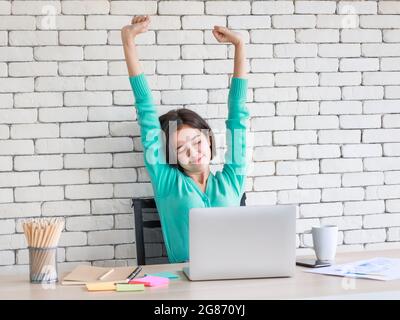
left=1, top=249, right=400, bottom=300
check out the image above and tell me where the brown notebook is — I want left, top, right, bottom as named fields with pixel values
left=61, top=265, right=137, bottom=286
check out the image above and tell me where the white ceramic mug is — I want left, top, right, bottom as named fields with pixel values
left=301, top=225, right=338, bottom=262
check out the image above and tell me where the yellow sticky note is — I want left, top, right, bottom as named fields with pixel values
left=86, top=282, right=116, bottom=291
left=116, top=283, right=145, bottom=292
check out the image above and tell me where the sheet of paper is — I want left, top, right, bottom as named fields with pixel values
left=116, top=283, right=145, bottom=292
left=86, top=281, right=116, bottom=291
left=145, top=272, right=180, bottom=280
left=130, top=275, right=169, bottom=287
left=304, top=257, right=400, bottom=281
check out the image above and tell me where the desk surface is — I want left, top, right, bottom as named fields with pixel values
left=2, top=249, right=400, bottom=300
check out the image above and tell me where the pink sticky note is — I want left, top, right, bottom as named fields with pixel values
left=129, top=275, right=169, bottom=287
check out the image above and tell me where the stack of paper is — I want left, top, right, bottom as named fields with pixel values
left=305, top=257, right=400, bottom=281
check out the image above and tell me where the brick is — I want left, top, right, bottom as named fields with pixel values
left=0, top=203, right=41, bottom=218
left=344, top=229, right=386, bottom=244
left=41, top=170, right=89, bottom=186
left=364, top=129, right=400, bottom=143
left=65, top=184, right=113, bottom=200
left=255, top=88, right=297, bottom=102
left=298, top=174, right=341, bottom=189
left=296, top=29, right=339, bottom=43
left=275, top=44, right=317, bottom=58
left=388, top=228, right=400, bottom=241
left=364, top=100, right=400, bottom=114
left=182, top=74, right=228, bottom=89
left=0, top=94, right=12, bottom=109
left=228, top=15, right=270, bottom=29
left=322, top=187, right=364, bottom=202
left=64, top=91, right=111, bottom=106
left=300, top=202, right=343, bottom=218
left=364, top=72, right=400, bottom=86
left=84, top=45, right=124, bottom=60
left=317, top=14, right=359, bottom=29
left=0, top=251, right=14, bottom=265
left=35, top=138, right=84, bottom=154
left=296, top=116, right=339, bottom=129
left=343, top=172, right=384, bottom=187
left=382, top=58, right=400, bottom=71
left=114, top=183, right=154, bottom=198
left=295, top=1, right=336, bottom=14
left=64, top=154, right=112, bottom=169
left=344, top=200, right=385, bottom=216
left=360, top=15, right=400, bottom=28
left=0, top=16, right=36, bottom=30
left=385, top=171, right=400, bottom=185
left=321, top=216, right=362, bottom=231
left=9, top=62, right=57, bottom=77
left=11, top=124, right=59, bottom=139
left=378, top=1, right=400, bottom=14
left=383, top=114, right=400, bottom=128
left=0, top=109, right=36, bottom=124
left=251, top=116, right=294, bottom=131
left=206, top=1, right=250, bottom=15
left=276, top=160, right=319, bottom=175
left=0, top=220, right=15, bottom=235
left=275, top=72, right=318, bottom=87
left=362, top=44, right=400, bottom=57
left=9, top=31, right=58, bottom=46
left=66, top=216, right=114, bottom=232
left=365, top=157, right=400, bottom=171
left=251, top=30, right=295, bottom=43
left=321, top=158, right=363, bottom=173
left=320, top=72, right=361, bottom=86
left=288, top=58, right=334, bottom=74
left=252, top=1, right=294, bottom=14
left=273, top=15, right=316, bottom=28
left=252, top=58, right=294, bottom=72
left=91, top=199, right=132, bottom=215
left=384, top=143, right=400, bottom=156
left=366, top=185, right=400, bottom=200
left=298, top=87, right=341, bottom=100
left=276, top=101, right=319, bottom=116
left=298, top=144, right=340, bottom=159
left=0, top=78, right=34, bottom=93
left=115, top=214, right=134, bottom=229
left=14, top=92, right=62, bottom=108
left=364, top=214, right=400, bottom=229
left=86, top=76, right=133, bottom=91
left=39, top=107, right=87, bottom=122
left=0, top=141, right=34, bottom=156
left=182, top=45, right=225, bottom=59
left=42, top=200, right=90, bottom=216
left=338, top=1, right=377, bottom=14
left=342, top=86, right=383, bottom=100
left=162, top=90, right=207, bottom=104
left=340, top=58, right=379, bottom=71
left=90, top=168, right=137, bottom=183
left=319, top=130, right=361, bottom=144
left=14, top=186, right=63, bottom=202
left=14, top=155, right=63, bottom=171
left=88, top=230, right=134, bottom=245
left=0, top=157, right=12, bottom=172
left=12, top=1, right=61, bottom=14
left=37, top=15, right=85, bottom=30
left=274, top=130, right=317, bottom=145
left=340, top=115, right=381, bottom=129
left=319, top=44, right=360, bottom=57
left=278, top=189, right=321, bottom=204
left=60, top=122, right=109, bottom=138
left=62, top=0, right=110, bottom=14
left=0, top=1, right=11, bottom=14
left=66, top=246, right=114, bottom=261
left=320, top=101, right=362, bottom=114
left=158, top=1, right=203, bottom=15
left=254, top=176, right=297, bottom=192
left=115, top=244, right=136, bottom=259
left=341, top=29, right=382, bottom=43
left=35, top=76, right=84, bottom=91
left=342, top=144, right=382, bottom=158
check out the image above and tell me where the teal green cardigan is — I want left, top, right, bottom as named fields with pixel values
left=129, top=73, right=249, bottom=263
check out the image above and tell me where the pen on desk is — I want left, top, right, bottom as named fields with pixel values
left=98, top=268, right=114, bottom=280
left=127, top=266, right=142, bottom=281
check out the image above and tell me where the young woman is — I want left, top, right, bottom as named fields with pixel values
left=121, top=15, right=249, bottom=263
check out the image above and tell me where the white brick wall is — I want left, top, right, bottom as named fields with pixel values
left=0, top=1, right=400, bottom=271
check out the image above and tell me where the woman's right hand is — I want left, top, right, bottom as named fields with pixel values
left=121, top=15, right=150, bottom=42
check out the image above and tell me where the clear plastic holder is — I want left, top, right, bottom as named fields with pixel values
left=28, top=246, right=58, bottom=283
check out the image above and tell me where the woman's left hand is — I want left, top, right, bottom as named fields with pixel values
left=212, top=26, right=244, bottom=46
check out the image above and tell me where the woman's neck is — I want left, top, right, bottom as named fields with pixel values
left=185, top=167, right=210, bottom=185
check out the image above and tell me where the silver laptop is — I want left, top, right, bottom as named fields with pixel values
left=183, top=205, right=297, bottom=281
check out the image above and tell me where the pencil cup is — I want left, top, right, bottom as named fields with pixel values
left=28, top=246, right=58, bottom=283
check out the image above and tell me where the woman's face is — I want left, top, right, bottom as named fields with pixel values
left=172, top=125, right=212, bottom=173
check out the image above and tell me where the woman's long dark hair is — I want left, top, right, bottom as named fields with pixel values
left=159, top=108, right=217, bottom=172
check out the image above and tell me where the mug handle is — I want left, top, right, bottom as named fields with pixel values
left=300, top=230, right=313, bottom=249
